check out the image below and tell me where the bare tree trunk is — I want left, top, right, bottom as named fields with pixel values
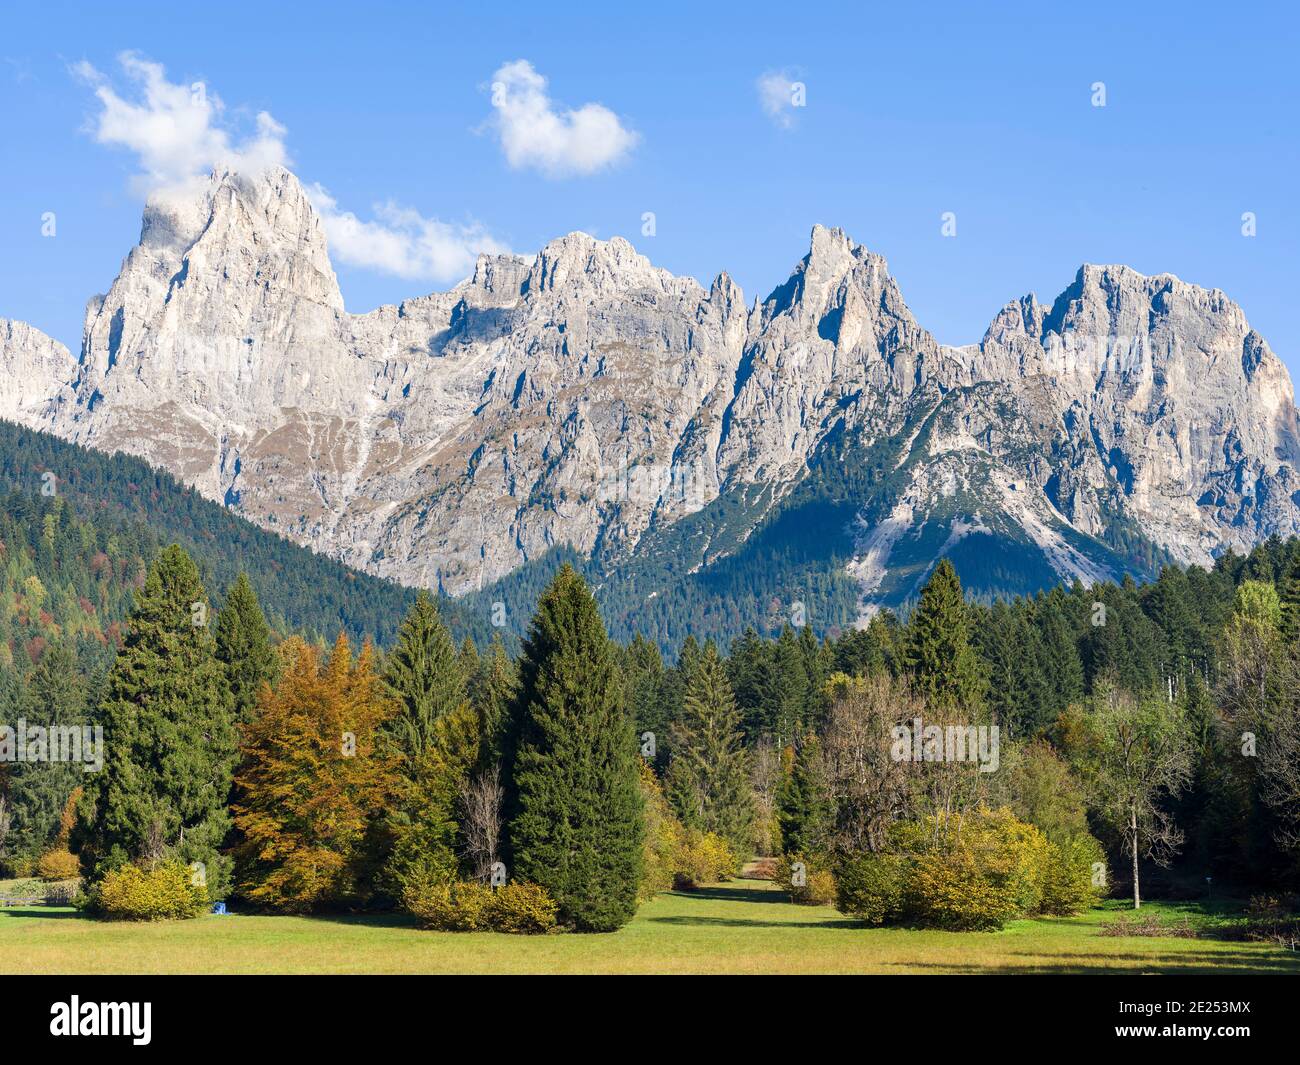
left=458, top=765, right=504, bottom=882
left=1131, top=808, right=1141, bottom=910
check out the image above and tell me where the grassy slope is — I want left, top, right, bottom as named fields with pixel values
left=2, top=880, right=1295, bottom=975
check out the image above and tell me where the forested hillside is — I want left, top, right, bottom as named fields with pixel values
left=0, top=419, right=421, bottom=645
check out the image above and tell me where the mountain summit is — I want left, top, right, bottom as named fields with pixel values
left=3, top=165, right=1298, bottom=621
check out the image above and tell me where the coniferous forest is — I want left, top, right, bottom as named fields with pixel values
left=5, top=416, right=1300, bottom=940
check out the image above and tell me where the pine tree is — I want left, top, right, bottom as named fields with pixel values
left=457, top=635, right=480, bottom=688
left=622, top=634, right=667, bottom=757
left=214, top=572, right=276, bottom=724
left=727, top=627, right=773, bottom=740
left=1279, top=553, right=1300, bottom=644
left=775, top=735, right=832, bottom=857
left=382, top=591, right=465, bottom=758
left=1038, top=597, right=1085, bottom=715
left=472, top=634, right=517, bottom=769
left=80, top=545, right=237, bottom=896
left=768, top=627, right=810, bottom=743
left=6, top=644, right=88, bottom=862
left=506, top=565, right=644, bottom=932
left=665, top=642, right=755, bottom=856
left=903, top=559, right=985, bottom=713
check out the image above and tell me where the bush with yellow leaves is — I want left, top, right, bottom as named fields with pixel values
left=773, top=853, right=836, bottom=905
left=836, top=807, right=1099, bottom=931
left=403, top=875, right=557, bottom=934
left=36, top=848, right=81, bottom=882
left=91, top=861, right=209, bottom=921
left=672, top=829, right=739, bottom=889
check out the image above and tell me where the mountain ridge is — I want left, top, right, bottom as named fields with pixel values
left=2, top=163, right=1296, bottom=624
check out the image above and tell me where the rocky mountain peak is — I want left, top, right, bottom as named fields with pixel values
left=2, top=163, right=1297, bottom=612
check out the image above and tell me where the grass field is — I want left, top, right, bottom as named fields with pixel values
left=1, top=879, right=1295, bottom=975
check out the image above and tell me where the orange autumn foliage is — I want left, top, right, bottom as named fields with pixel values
left=233, top=634, right=399, bottom=912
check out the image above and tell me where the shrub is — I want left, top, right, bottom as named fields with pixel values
left=403, top=876, right=557, bottom=934
left=404, top=877, right=493, bottom=931
left=834, top=807, right=1093, bottom=931
left=10, top=855, right=37, bottom=879
left=37, top=848, right=81, bottom=882
left=1041, top=834, right=1106, bottom=915
left=1237, top=896, right=1300, bottom=950
left=835, top=852, right=908, bottom=925
left=907, top=846, right=1019, bottom=931
left=638, top=763, right=681, bottom=902
left=92, top=861, right=209, bottom=921
left=487, top=882, right=559, bottom=934
left=773, top=853, right=836, bottom=905
left=672, top=830, right=739, bottom=889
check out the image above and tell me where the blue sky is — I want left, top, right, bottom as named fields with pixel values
left=2, top=0, right=1297, bottom=373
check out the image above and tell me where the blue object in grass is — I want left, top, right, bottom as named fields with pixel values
left=212, top=901, right=228, bottom=915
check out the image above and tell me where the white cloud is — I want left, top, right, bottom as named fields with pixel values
left=757, top=69, right=803, bottom=130
left=75, top=53, right=506, bottom=284
left=75, top=52, right=289, bottom=198
left=486, top=59, right=638, bottom=177
left=307, top=185, right=509, bottom=282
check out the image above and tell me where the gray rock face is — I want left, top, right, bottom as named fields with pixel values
left=0, top=319, right=75, bottom=425
left=2, top=165, right=1297, bottom=609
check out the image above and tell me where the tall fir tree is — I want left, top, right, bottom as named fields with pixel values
left=768, top=626, right=810, bottom=743
left=506, top=565, right=644, bottom=932
left=1278, top=552, right=1300, bottom=644
left=79, top=545, right=237, bottom=896
left=903, top=559, right=985, bottom=714
left=665, top=642, right=755, bottom=857
left=727, top=627, right=773, bottom=740
left=382, top=590, right=465, bottom=758
left=622, top=634, right=667, bottom=749
left=214, top=572, right=276, bottom=724
left=471, top=633, right=517, bottom=769
left=1038, top=596, right=1085, bottom=715
left=775, top=735, right=832, bottom=858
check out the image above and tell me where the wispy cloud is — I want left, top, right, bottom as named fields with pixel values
left=485, top=59, right=638, bottom=177
left=306, top=186, right=508, bottom=282
left=756, top=69, right=803, bottom=130
left=74, top=53, right=505, bottom=284
left=74, top=52, right=289, bottom=198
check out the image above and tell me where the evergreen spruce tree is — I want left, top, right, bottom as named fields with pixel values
left=664, top=642, right=755, bottom=856
left=768, top=627, right=810, bottom=743
left=214, top=572, right=276, bottom=724
left=6, top=644, right=88, bottom=862
left=1279, top=553, right=1300, bottom=644
left=903, top=559, right=985, bottom=713
left=622, top=634, right=667, bottom=769
left=727, top=627, right=773, bottom=740
left=379, top=593, right=476, bottom=890
left=507, top=565, right=643, bottom=932
left=1038, top=598, right=1085, bottom=716
left=81, top=545, right=237, bottom=896
left=472, top=634, right=517, bottom=769
left=457, top=636, right=480, bottom=689
left=775, top=735, right=832, bottom=857
left=382, top=591, right=465, bottom=758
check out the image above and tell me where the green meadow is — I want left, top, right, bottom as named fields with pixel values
left=2, top=879, right=1294, bottom=975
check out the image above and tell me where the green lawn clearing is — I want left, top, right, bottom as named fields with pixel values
left=2, top=878, right=1295, bottom=974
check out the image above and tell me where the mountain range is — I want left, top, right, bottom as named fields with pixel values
left=3, top=164, right=1298, bottom=637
